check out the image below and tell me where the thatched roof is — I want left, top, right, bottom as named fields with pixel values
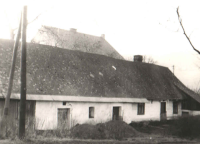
left=0, top=39, right=199, bottom=101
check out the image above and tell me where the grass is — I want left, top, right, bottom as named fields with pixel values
left=0, top=116, right=37, bottom=140
left=1, top=116, right=200, bottom=143
left=0, top=120, right=143, bottom=141
left=0, top=136, right=194, bottom=144
left=169, top=115, right=200, bottom=138
left=130, top=115, right=200, bottom=139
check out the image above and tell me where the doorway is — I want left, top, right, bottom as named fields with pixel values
left=112, top=107, right=122, bottom=120
left=160, top=102, right=166, bottom=120
left=57, top=108, right=70, bottom=129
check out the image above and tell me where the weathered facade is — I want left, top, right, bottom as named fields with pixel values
left=0, top=39, right=200, bottom=130
left=35, top=100, right=182, bottom=130
left=0, top=94, right=183, bottom=130
left=0, top=99, right=36, bottom=128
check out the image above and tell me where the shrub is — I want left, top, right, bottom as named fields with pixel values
left=130, top=116, right=200, bottom=139
left=170, top=116, right=200, bottom=138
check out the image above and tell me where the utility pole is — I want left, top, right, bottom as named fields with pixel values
left=3, top=14, right=22, bottom=116
left=172, top=65, right=175, bottom=75
left=19, top=6, right=27, bottom=139
left=0, top=13, right=22, bottom=138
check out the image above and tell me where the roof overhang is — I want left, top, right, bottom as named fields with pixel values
left=175, top=84, right=200, bottom=103
left=0, top=93, right=150, bottom=103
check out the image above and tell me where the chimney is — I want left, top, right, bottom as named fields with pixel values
left=101, top=34, right=105, bottom=39
left=134, top=55, right=143, bottom=62
left=70, top=28, right=77, bottom=33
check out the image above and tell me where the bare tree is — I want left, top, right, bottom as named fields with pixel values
left=142, top=55, right=157, bottom=64
left=176, top=7, right=200, bottom=55
left=5, top=13, right=43, bottom=40
left=4, top=6, right=53, bottom=40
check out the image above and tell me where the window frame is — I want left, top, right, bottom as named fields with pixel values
left=89, top=107, right=95, bottom=118
left=137, top=103, right=145, bottom=115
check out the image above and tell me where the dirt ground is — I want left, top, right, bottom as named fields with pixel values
left=1, top=120, right=200, bottom=144
left=0, top=136, right=198, bottom=144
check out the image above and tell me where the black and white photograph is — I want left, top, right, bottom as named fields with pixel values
left=0, top=0, right=200, bottom=143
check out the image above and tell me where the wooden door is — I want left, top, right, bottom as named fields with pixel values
left=57, top=108, right=70, bottom=130
left=160, top=102, right=166, bottom=120
left=113, top=107, right=119, bottom=120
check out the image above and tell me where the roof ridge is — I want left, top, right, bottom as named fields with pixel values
left=41, top=25, right=103, bottom=39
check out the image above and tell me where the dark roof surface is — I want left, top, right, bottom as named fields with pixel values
left=0, top=39, right=198, bottom=101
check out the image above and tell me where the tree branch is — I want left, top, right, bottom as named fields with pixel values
left=176, top=7, right=200, bottom=55
left=28, top=13, right=42, bottom=25
left=12, top=12, right=43, bottom=31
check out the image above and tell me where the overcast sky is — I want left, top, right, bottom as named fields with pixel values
left=0, top=0, right=200, bottom=89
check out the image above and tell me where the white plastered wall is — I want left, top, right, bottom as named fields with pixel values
left=35, top=100, right=173, bottom=130
left=35, top=100, right=184, bottom=130
left=126, top=101, right=161, bottom=122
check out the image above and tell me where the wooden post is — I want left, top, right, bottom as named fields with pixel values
left=0, top=12, right=22, bottom=138
left=3, top=14, right=22, bottom=116
left=19, top=6, right=27, bottom=139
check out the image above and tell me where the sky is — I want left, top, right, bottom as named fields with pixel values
left=0, top=0, right=200, bottom=89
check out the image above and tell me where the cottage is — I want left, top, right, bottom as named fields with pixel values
left=0, top=39, right=200, bottom=130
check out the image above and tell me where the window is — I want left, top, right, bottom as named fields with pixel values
left=173, top=101, right=178, bottom=114
left=89, top=107, right=94, bottom=118
left=63, top=102, right=66, bottom=105
left=138, top=103, right=145, bottom=115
